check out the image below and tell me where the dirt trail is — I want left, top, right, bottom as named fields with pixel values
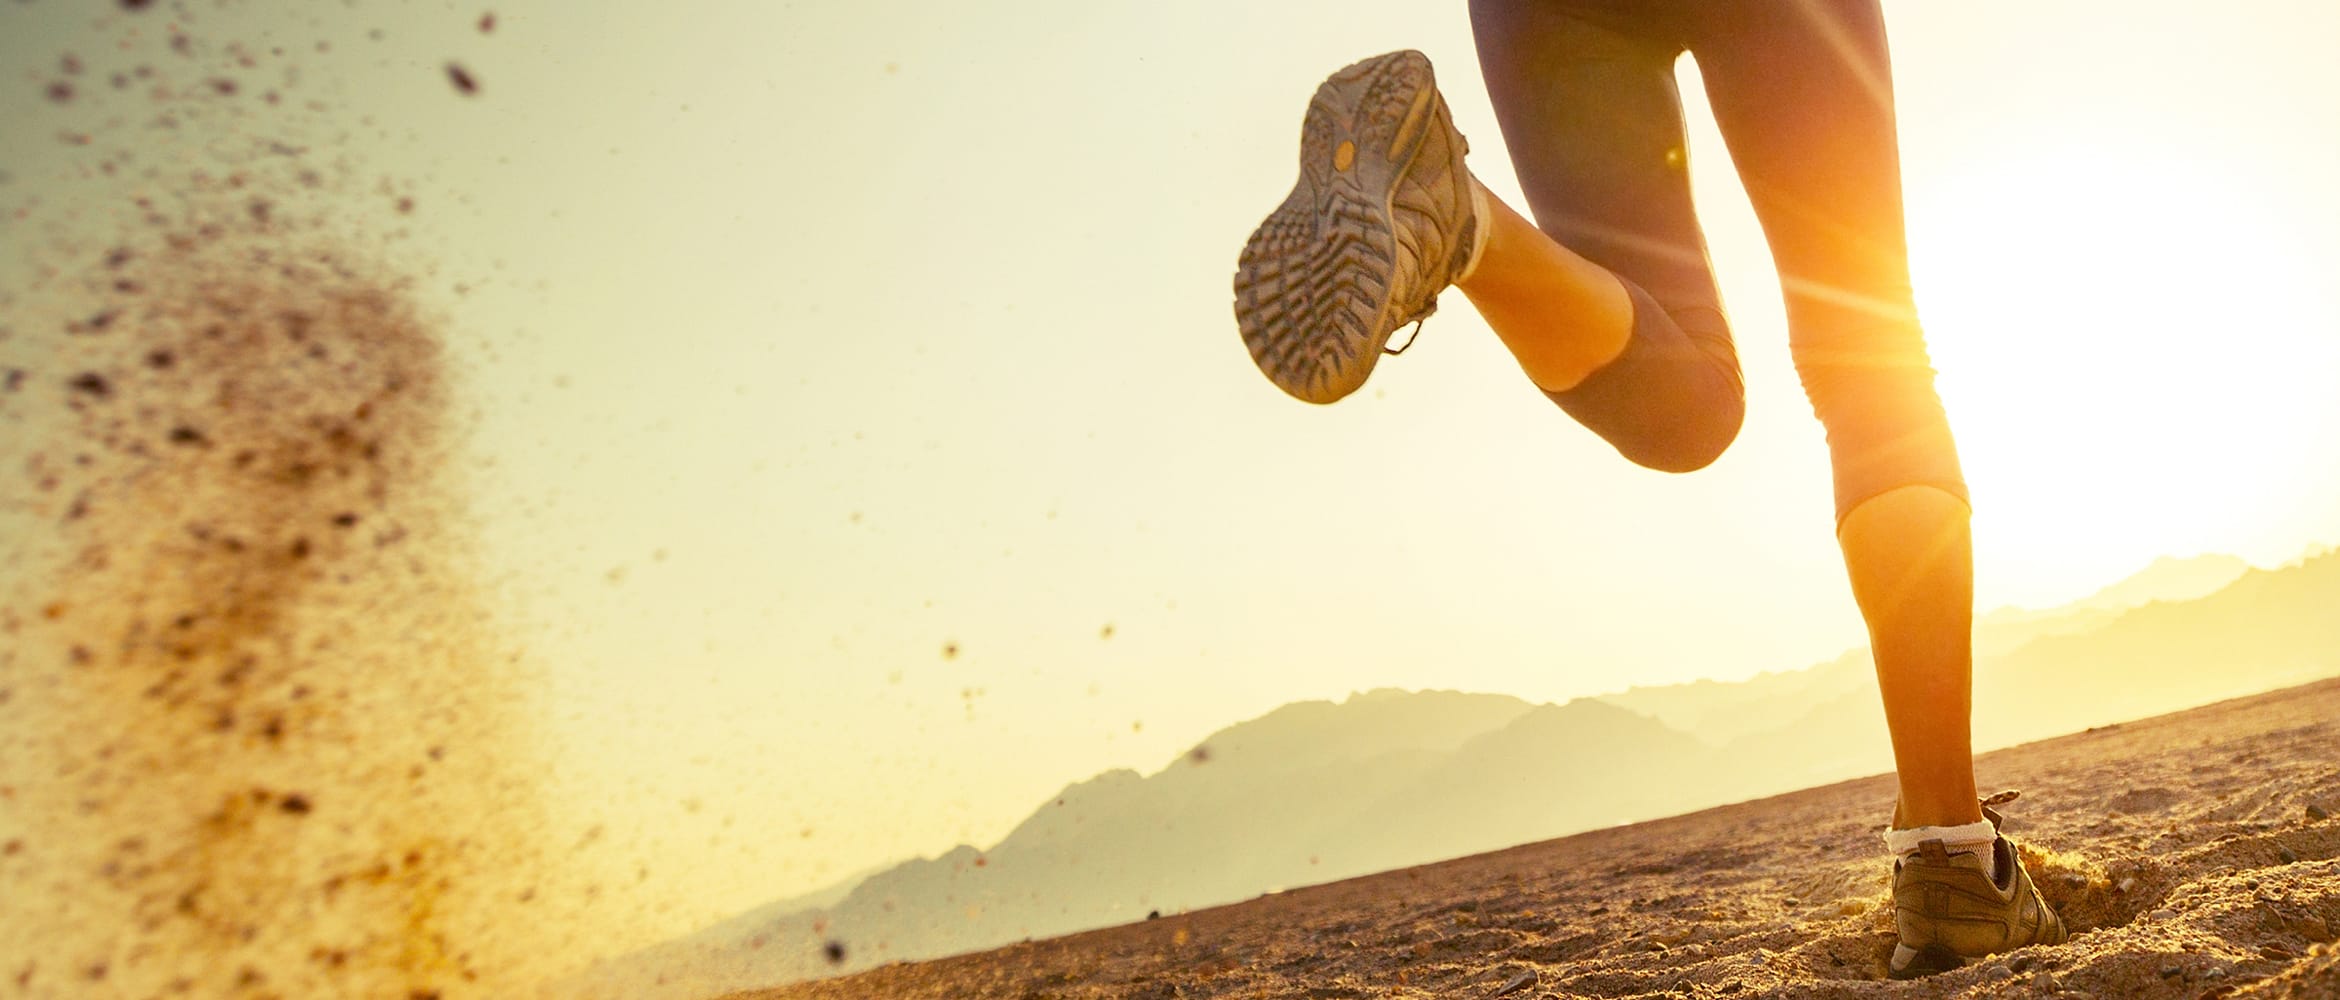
left=739, top=678, right=2340, bottom=1000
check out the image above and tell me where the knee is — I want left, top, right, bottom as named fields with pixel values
left=1609, top=392, right=1745, bottom=473
left=1547, top=323, right=1747, bottom=473
left=1545, top=286, right=1746, bottom=472
left=1798, top=367, right=1968, bottom=520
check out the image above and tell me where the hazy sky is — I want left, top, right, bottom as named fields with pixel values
left=7, top=0, right=2340, bottom=959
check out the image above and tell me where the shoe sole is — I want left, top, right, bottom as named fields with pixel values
left=1232, top=50, right=1456, bottom=404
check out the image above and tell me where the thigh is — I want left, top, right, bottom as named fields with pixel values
left=1467, top=0, right=1726, bottom=330
left=1689, top=1, right=1966, bottom=515
left=1689, top=0, right=1920, bottom=353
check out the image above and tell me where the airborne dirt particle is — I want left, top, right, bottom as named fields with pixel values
left=66, top=372, right=111, bottom=398
left=72, top=308, right=120, bottom=334
left=445, top=63, right=478, bottom=96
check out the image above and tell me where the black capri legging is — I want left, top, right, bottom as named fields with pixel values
left=1470, top=0, right=1966, bottom=522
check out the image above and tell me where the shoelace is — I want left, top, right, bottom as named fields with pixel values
left=1383, top=316, right=1430, bottom=356
left=1981, top=789, right=2021, bottom=829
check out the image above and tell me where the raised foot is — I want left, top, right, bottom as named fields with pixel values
left=1232, top=50, right=1476, bottom=404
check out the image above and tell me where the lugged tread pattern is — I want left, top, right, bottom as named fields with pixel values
left=1232, top=50, right=1476, bottom=404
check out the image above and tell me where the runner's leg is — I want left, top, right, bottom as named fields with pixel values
left=1463, top=0, right=1745, bottom=473
left=1455, top=181, right=1632, bottom=394
left=1686, top=0, right=1980, bottom=828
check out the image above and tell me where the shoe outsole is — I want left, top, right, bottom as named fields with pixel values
left=1232, top=50, right=1467, bottom=404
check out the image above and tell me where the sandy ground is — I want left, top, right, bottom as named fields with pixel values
left=735, top=677, right=2340, bottom=999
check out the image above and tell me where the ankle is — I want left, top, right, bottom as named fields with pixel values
left=1893, top=790, right=1985, bottom=830
left=1454, top=174, right=1495, bottom=285
left=1886, top=820, right=2000, bottom=880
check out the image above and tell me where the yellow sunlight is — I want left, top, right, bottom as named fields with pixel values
left=1908, top=134, right=2331, bottom=563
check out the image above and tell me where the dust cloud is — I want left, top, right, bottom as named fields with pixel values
left=2, top=4, right=565, bottom=997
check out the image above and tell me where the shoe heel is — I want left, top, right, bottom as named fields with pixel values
left=1888, top=943, right=1965, bottom=980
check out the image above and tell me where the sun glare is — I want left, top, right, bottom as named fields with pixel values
left=1907, top=137, right=2337, bottom=571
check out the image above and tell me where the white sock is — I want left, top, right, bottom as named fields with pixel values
left=1455, top=175, right=1495, bottom=285
left=1885, top=820, right=2000, bottom=881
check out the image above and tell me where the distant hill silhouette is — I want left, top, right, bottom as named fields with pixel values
left=556, top=550, right=2340, bottom=999
left=1595, top=552, right=2256, bottom=742
left=1973, top=552, right=2250, bottom=655
left=1313, top=698, right=1727, bottom=881
left=1973, top=551, right=2340, bottom=749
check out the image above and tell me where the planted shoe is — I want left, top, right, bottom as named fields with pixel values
left=1232, top=49, right=1481, bottom=404
left=1887, top=804, right=2069, bottom=979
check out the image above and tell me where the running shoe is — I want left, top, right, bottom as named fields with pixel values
left=1232, top=49, right=1480, bottom=404
left=1887, top=797, right=2069, bottom=979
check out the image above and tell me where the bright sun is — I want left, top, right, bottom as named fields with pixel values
left=1906, top=135, right=2340, bottom=582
